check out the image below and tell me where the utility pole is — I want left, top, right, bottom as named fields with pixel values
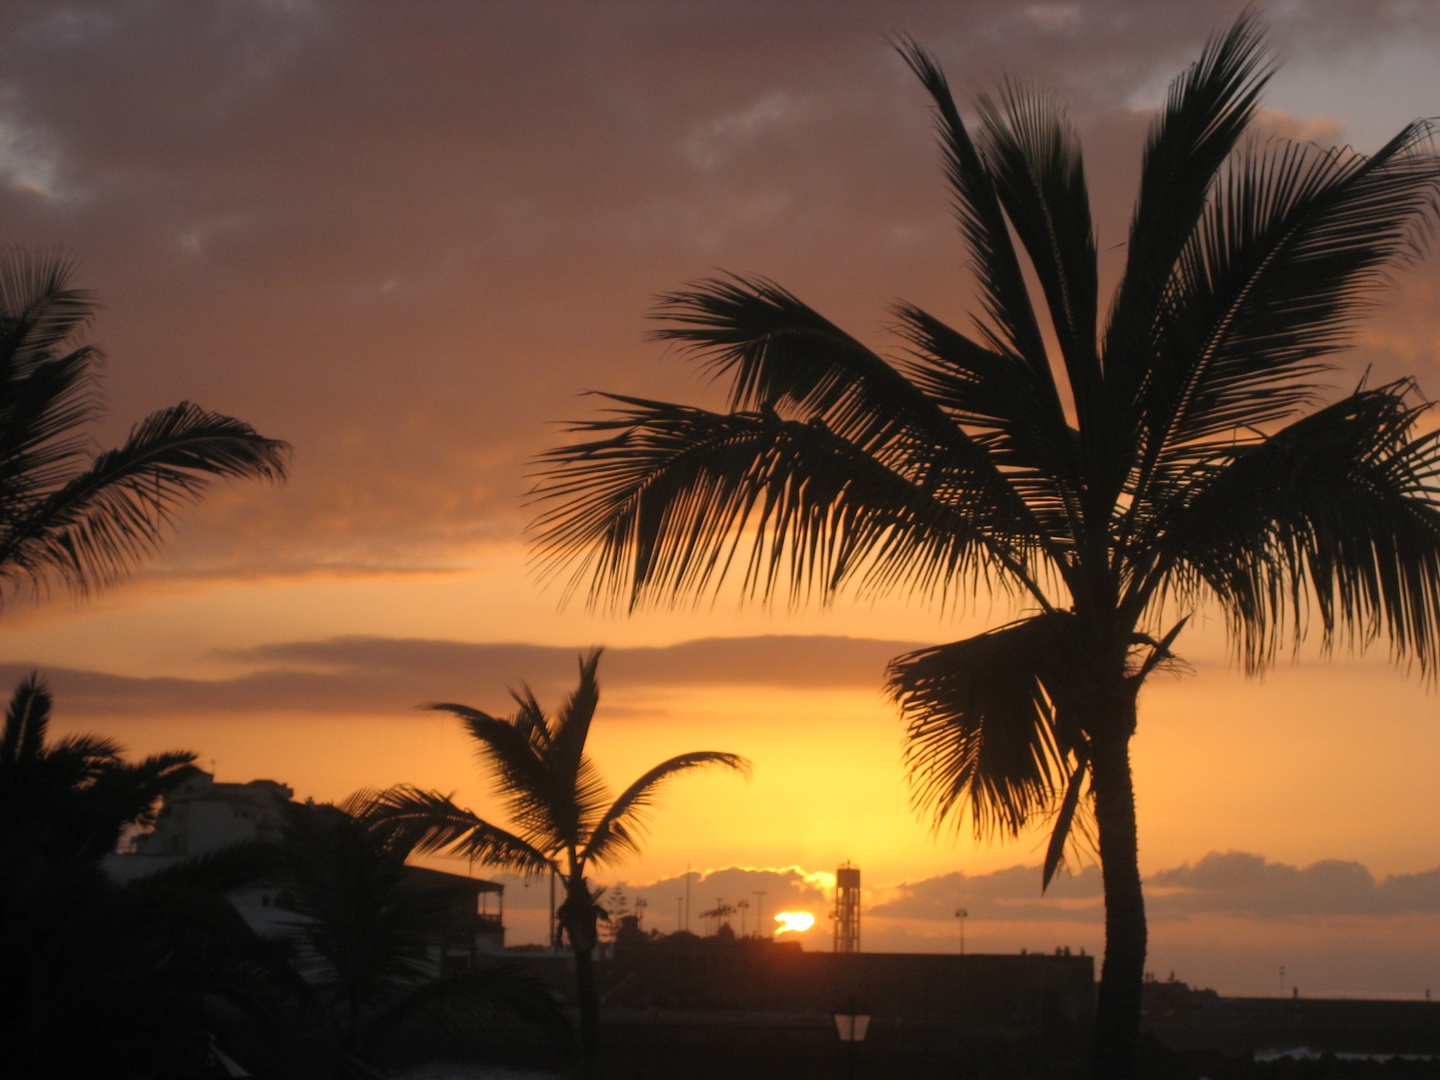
left=955, top=907, right=968, bottom=955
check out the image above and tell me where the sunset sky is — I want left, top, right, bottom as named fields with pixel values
left=3, top=0, right=1440, bottom=998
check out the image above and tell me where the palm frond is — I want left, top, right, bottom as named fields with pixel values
left=889, top=613, right=1087, bottom=839
left=974, top=79, right=1100, bottom=409
left=532, top=395, right=1050, bottom=614
left=426, top=702, right=561, bottom=842
left=1, top=669, right=51, bottom=766
left=1105, top=9, right=1272, bottom=388
left=655, top=274, right=979, bottom=455
left=1145, top=383, right=1440, bottom=671
left=138, top=839, right=289, bottom=894
left=891, top=302, right=1083, bottom=566
left=0, top=402, right=288, bottom=599
left=651, top=275, right=1068, bottom=559
left=363, top=785, right=556, bottom=875
left=0, top=345, right=102, bottom=501
left=547, top=649, right=612, bottom=840
left=1128, top=123, right=1440, bottom=531
left=0, top=249, right=96, bottom=374
left=583, top=751, right=751, bottom=866
left=895, top=39, right=1053, bottom=378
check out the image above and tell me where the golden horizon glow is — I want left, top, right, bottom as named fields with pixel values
left=774, top=911, right=815, bottom=934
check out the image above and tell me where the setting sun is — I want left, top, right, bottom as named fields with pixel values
left=773, top=911, right=815, bottom=935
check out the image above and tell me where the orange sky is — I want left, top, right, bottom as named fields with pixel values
left=3, top=1, right=1440, bottom=996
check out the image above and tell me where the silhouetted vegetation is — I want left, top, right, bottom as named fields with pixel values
left=0, top=671, right=198, bottom=860
left=370, top=648, right=750, bottom=1079
left=277, top=797, right=572, bottom=1075
left=531, top=11, right=1440, bottom=1078
left=0, top=673, right=570, bottom=1077
left=0, top=249, right=288, bottom=606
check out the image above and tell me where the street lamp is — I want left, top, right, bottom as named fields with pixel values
left=955, top=907, right=968, bottom=955
left=833, top=995, right=871, bottom=1080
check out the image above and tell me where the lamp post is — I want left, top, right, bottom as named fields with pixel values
left=955, top=907, right=968, bottom=955
left=833, top=995, right=871, bottom=1080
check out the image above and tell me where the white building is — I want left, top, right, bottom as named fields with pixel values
left=106, top=771, right=506, bottom=961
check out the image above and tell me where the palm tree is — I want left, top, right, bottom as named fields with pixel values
left=528, top=15, right=1440, bottom=1077
left=0, top=671, right=198, bottom=861
left=0, top=249, right=288, bottom=605
left=370, top=649, right=750, bottom=1079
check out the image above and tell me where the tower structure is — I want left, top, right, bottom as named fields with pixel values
left=833, top=861, right=860, bottom=953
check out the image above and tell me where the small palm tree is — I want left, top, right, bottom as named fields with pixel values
left=0, top=672, right=198, bottom=860
left=529, top=14, right=1440, bottom=1077
left=371, top=649, right=750, bottom=1079
left=0, top=249, right=288, bottom=605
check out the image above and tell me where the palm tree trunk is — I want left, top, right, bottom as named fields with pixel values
left=572, top=935, right=598, bottom=1080
left=562, top=875, right=601, bottom=1080
left=1090, top=728, right=1147, bottom=1079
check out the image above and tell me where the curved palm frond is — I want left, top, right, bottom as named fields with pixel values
left=651, top=274, right=1075, bottom=575
left=888, top=613, right=1087, bottom=840
left=364, top=784, right=556, bottom=875
left=532, top=395, right=1051, bottom=614
left=1148, top=383, right=1440, bottom=670
left=424, top=702, right=562, bottom=841
left=583, top=751, right=752, bottom=866
left=1127, top=122, right=1440, bottom=537
left=0, top=402, right=288, bottom=599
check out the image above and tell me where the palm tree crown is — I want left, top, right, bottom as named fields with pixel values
left=375, top=650, right=749, bottom=878
left=528, top=14, right=1440, bottom=1077
left=0, top=249, right=288, bottom=604
left=371, top=649, right=749, bottom=1077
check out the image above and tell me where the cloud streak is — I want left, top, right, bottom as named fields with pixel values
left=8, top=634, right=921, bottom=716
left=871, top=852, right=1440, bottom=925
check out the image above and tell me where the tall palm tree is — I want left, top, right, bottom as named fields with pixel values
left=370, top=649, right=750, bottom=1079
left=0, top=672, right=198, bottom=861
left=528, top=15, right=1440, bottom=1077
left=0, top=249, right=288, bottom=605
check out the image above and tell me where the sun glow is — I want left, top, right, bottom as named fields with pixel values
left=773, top=911, right=815, bottom=934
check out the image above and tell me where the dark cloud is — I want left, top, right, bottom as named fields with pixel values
left=1149, top=850, right=1440, bottom=919
left=870, top=851, right=1440, bottom=925
left=5, top=633, right=921, bottom=716
left=871, top=864, right=1104, bottom=923
left=0, top=2, right=1433, bottom=578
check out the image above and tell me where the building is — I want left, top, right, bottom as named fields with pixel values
left=105, top=771, right=506, bottom=960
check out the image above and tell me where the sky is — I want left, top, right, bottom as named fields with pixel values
left=2, top=0, right=1439, bottom=997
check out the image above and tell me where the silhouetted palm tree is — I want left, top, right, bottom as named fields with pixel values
left=528, top=15, right=1440, bottom=1077
left=371, top=650, right=750, bottom=1079
left=0, top=249, right=287, bottom=605
left=0, top=672, right=198, bottom=860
